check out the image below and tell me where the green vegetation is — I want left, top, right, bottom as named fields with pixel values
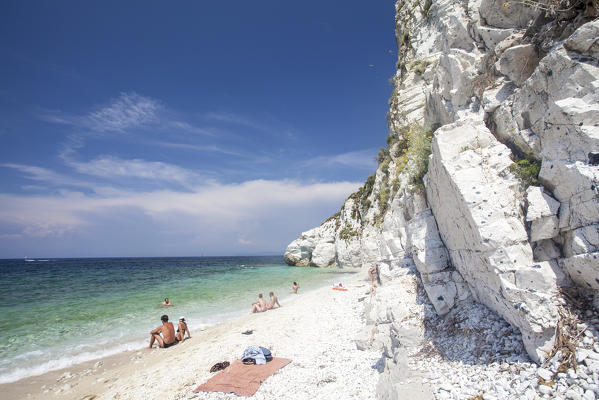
left=394, top=123, right=433, bottom=186
left=341, top=122, right=433, bottom=230
left=510, top=158, right=541, bottom=188
left=338, top=225, right=359, bottom=242
left=420, top=0, right=433, bottom=17
left=324, top=211, right=341, bottom=224
left=408, top=59, right=432, bottom=75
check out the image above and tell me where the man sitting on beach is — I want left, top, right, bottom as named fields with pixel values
left=149, top=314, right=178, bottom=349
left=250, top=293, right=267, bottom=313
left=176, top=316, right=191, bottom=342
left=266, top=292, right=281, bottom=309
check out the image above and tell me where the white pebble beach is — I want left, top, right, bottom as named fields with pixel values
left=1, top=272, right=381, bottom=400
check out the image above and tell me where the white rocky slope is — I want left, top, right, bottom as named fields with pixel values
left=284, top=0, right=598, bottom=394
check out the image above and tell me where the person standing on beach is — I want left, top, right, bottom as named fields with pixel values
left=267, top=292, right=281, bottom=309
left=162, top=298, right=173, bottom=306
left=368, top=265, right=381, bottom=293
left=290, top=282, right=299, bottom=294
left=176, top=316, right=191, bottom=342
left=149, top=314, right=177, bottom=348
left=250, top=293, right=267, bottom=313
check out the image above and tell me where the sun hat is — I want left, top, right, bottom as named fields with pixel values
left=179, top=316, right=185, bottom=321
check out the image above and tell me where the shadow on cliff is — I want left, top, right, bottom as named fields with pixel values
left=414, top=275, right=533, bottom=366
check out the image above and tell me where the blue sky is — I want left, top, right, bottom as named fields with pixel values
left=0, top=1, right=396, bottom=258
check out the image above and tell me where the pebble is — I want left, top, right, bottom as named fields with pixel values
left=583, top=390, right=596, bottom=400
left=566, top=388, right=582, bottom=400
left=539, top=384, right=554, bottom=395
left=538, top=368, right=553, bottom=381
left=60, top=383, right=72, bottom=392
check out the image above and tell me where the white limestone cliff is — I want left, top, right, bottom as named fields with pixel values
left=284, top=0, right=599, bottom=374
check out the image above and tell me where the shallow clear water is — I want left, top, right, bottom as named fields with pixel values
left=0, top=256, right=350, bottom=383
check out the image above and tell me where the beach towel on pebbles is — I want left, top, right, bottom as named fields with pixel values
left=193, top=358, right=292, bottom=396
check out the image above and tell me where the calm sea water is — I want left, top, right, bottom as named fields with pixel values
left=0, top=256, right=350, bottom=384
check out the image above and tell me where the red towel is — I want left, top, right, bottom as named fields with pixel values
left=194, top=358, right=292, bottom=396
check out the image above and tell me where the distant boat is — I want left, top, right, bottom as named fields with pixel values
left=24, top=256, right=36, bottom=262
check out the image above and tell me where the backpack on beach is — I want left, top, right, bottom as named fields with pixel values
left=241, top=345, right=273, bottom=365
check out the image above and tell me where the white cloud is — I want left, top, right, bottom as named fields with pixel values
left=66, top=156, right=203, bottom=188
left=167, top=121, right=215, bottom=136
left=1, top=163, right=97, bottom=189
left=203, top=112, right=267, bottom=131
left=0, top=180, right=360, bottom=242
left=41, top=92, right=160, bottom=133
left=85, top=92, right=160, bottom=132
left=299, top=149, right=377, bottom=170
left=149, top=141, right=244, bottom=157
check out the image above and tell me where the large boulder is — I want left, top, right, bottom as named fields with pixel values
left=426, top=120, right=559, bottom=362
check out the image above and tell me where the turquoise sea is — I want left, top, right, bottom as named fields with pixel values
left=0, top=256, right=350, bottom=384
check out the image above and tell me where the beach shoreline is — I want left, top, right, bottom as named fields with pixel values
left=2, top=271, right=378, bottom=400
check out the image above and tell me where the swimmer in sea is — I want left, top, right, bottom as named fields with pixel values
left=149, top=314, right=178, bottom=349
left=162, top=298, right=173, bottom=306
left=266, top=292, right=281, bottom=309
left=250, top=293, right=267, bottom=313
left=290, top=281, right=299, bottom=294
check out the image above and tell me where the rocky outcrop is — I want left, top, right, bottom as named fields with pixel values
left=284, top=0, right=599, bottom=373
left=426, top=119, right=559, bottom=361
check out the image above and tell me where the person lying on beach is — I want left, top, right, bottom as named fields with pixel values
left=290, top=281, right=299, bottom=294
left=149, top=314, right=178, bottom=349
left=176, top=316, right=191, bottom=342
left=162, top=297, right=173, bottom=306
left=250, top=293, right=267, bottom=313
left=266, top=292, right=281, bottom=309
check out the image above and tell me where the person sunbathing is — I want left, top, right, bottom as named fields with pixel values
left=290, top=281, right=299, bottom=294
left=250, top=293, right=267, bottom=313
left=176, top=316, right=191, bottom=342
left=266, top=292, right=281, bottom=309
left=149, top=314, right=178, bottom=349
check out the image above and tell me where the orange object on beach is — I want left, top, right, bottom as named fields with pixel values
left=332, top=283, right=348, bottom=291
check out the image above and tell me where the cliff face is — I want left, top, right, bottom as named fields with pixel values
left=284, top=0, right=598, bottom=364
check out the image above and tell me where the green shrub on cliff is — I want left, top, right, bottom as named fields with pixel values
left=395, top=123, right=432, bottom=186
left=510, top=158, right=541, bottom=188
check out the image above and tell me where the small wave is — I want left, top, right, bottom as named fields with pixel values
left=0, top=339, right=146, bottom=384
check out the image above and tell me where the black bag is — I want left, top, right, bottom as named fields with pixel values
left=260, top=346, right=273, bottom=362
